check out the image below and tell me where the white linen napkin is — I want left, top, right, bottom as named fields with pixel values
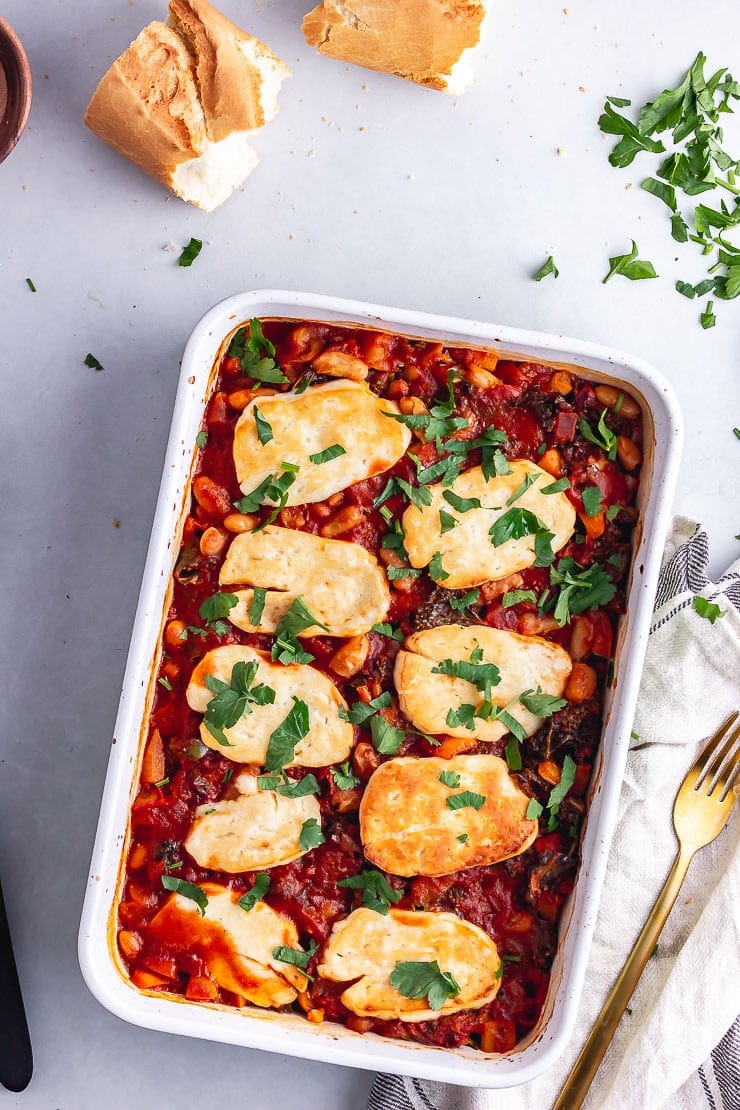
left=369, top=518, right=740, bottom=1110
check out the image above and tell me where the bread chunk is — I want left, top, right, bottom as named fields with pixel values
left=302, top=0, right=488, bottom=94
left=318, top=907, right=501, bottom=1020
left=84, top=0, right=289, bottom=210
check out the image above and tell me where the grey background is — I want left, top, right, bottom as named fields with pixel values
left=1, top=1, right=738, bottom=1107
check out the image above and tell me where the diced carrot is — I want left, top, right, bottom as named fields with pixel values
left=141, top=728, right=165, bottom=785
left=538, top=760, right=561, bottom=786
left=578, top=508, right=606, bottom=539
left=131, top=969, right=169, bottom=990
left=118, top=930, right=142, bottom=960
left=565, top=663, right=598, bottom=704
left=142, top=954, right=178, bottom=980
left=185, top=975, right=219, bottom=1002
left=435, top=735, right=478, bottom=759
left=480, top=1018, right=518, bottom=1053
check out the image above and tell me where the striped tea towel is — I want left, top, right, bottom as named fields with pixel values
left=369, top=517, right=740, bottom=1110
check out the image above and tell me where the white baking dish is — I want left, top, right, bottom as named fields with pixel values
left=79, top=290, right=682, bottom=1088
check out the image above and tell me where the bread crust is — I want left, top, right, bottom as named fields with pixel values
left=84, top=0, right=289, bottom=204
left=169, top=0, right=288, bottom=140
left=84, top=21, right=205, bottom=187
left=302, top=0, right=485, bottom=90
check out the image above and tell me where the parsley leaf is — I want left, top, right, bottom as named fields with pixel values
left=339, top=691, right=392, bottom=724
left=438, top=770, right=461, bottom=788
left=25, top=277, right=37, bottom=292
left=439, top=509, right=457, bottom=534
left=506, top=471, right=540, bottom=506
left=533, top=255, right=559, bottom=281
left=549, top=557, right=617, bottom=626
left=338, top=869, right=402, bottom=915
left=272, top=942, right=317, bottom=970
left=264, top=697, right=310, bottom=771
left=598, top=101, right=666, bottom=167
left=692, top=596, right=726, bottom=623
left=84, top=353, right=104, bottom=371
left=432, top=654, right=501, bottom=701
left=700, top=300, right=716, bottom=328
left=271, top=597, right=328, bottom=665
left=249, top=587, right=267, bottom=626
left=578, top=410, right=618, bottom=459
left=603, top=241, right=658, bottom=283
left=178, top=237, right=202, bottom=267
left=257, top=772, right=320, bottom=797
left=227, top=319, right=288, bottom=383
left=581, top=485, right=603, bottom=517
left=446, top=790, right=486, bottom=811
left=199, top=592, right=239, bottom=624
left=202, top=660, right=275, bottom=746
left=298, top=817, right=324, bottom=851
left=546, top=754, right=577, bottom=821
left=387, top=565, right=422, bottom=581
left=519, top=687, right=568, bottom=716
left=389, top=960, right=460, bottom=1011
left=541, top=476, right=570, bottom=494
left=449, top=589, right=481, bottom=612
left=372, top=622, right=404, bottom=641
left=161, top=875, right=208, bottom=915
left=309, top=444, right=347, bottom=465
left=369, top=714, right=405, bottom=755
left=442, top=490, right=482, bottom=513
left=525, top=798, right=544, bottom=820
left=490, top=508, right=555, bottom=565
left=195, top=430, right=208, bottom=449
left=253, top=406, right=273, bottom=445
left=429, top=551, right=450, bottom=582
left=501, top=589, right=538, bottom=608
left=238, top=873, right=270, bottom=912
left=332, top=761, right=361, bottom=790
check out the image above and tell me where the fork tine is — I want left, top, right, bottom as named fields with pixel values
left=697, top=720, right=740, bottom=793
left=693, top=712, right=740, bottom=785
left=719, top=753, right=740, bottom=802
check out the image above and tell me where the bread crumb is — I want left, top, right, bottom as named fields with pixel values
left=362, top=84, right=369, bottom=91
left=626, top=182, right=632, bottom=190
left=557, top=147, right=567, bottom=156
left=359, top=126, right=367, bottom=133
left=112, top=518, right=121, bottom=528
left=289, top=233, right=296, bottom=240
left=307, top=149, right=315, bottom=157
left=579, top=85, right=586, bottom=93
left=353, top=209, right=359, bottom=215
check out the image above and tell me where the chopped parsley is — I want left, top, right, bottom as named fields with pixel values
left=581, top=485, right=603, bottom=517
left=309, top=444, right=347, bottom=464
left=338, top=869, right=402, bottom=915
left=253, top=406, right=273, bottom=445
left=489, top=508, right=555, bottom=566
left=257, top=772, right=320, bottom=797
left=331, top=761, right=361, bottom=790
left=428, top=551, right=450, bottom=582
left=157, top=676, right=172, bottom=691
left=25, top=277, right=36, bottom=292
left=371, top=622, right=404, bottom=641
left=84, top=353, right=104, bottom=371
left=272, top=942, right=317, bottom=970
left=195, top=430, right=208, bottom=449
left=238, top=873, right=270, bottom=912
left=389, top=960, right=460, bottom=1011
left=227, top=319, right=288, bottom=383
left=525, top=798, right=544, bottom=820
left=602, top=241, right=658, bottom=283
left=449, top=589, right=481, bottom=612
left=199, top=591, right=239, bottom=624
left=339, top=691, right=392, bottom=725
left=548, top=558, right=617, bottom=626
left=578, top=410, right=618, bottom=459
left=700, top=300, right=717, bottom=329
left=178, top=237, right=202, bottom=267
left=234, top=462, right=300, bottom=524
left=264, top=697, right=310, bottom=771
left=505, top=471, right=540, bottom=506
left=692, top=596, right=726, bottom=623
left=442, top=490, right=482, bottom=513
left=519, top=687, right=568, bottom=716
left=383, top=370, right=468, bottom=448
left=432, top=651, right=501, bottom=701
left=386, top=565, right=422, bottom=580
left=545, top=754, right=577, bottom=830
left=438, top=770, right=462, bottom=788
left=439, top=510, right=457, bottom=533
left=248, top=587, right=267, bottom=626
left=271, top=597, right=328, bottom=665
left=202, top=660, right=275, bottom=746
left=533, top=255, right=559, bottom=281
left=541, top=476, right=570, bottom=494
left=445, top=790, right=486, bottom=811
left=501, top=589, right=538, bottom=608
left=298, top=817, right=324, bottom=851
left=369, top=714, right=405, bottom=755
left=161, top=875, right=208, bottom=915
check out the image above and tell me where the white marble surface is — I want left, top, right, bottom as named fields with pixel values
left=0, top=1, right=738, bottom=1107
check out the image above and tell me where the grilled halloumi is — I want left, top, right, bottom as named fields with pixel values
left=148, top=885, right=307, bottom=1007
left=402, top=460, right=575, bottom=588
left=317, top=907, right=502, bottom=1021
left=219, top=525, right=390, bottom=636
left=360, top=754, right=537, bottom=877
left=232, top=380, right=411, bottom=505
left=394, top=624, right=572, bottom=742
left=186, top=645, right=353, bottom=765
left=185, top=770, right=321, bottom=872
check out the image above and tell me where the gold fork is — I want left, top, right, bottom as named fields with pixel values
left=553, top=710, right=740, bottom=1110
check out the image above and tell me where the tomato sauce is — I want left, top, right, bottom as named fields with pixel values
left=116, top=320, right=642, bottom=1051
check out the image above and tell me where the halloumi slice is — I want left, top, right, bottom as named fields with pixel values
left=402, top=460, right=575, bottom=588
left=219, top=525, right=390, bottom=636
left=233, top=380, right=411, bottom=505
left=317, top=907, right=501, bottom=1021
left=394, top=624, right=572, bottom=742
left=360, top=754, right=537, bottom=877
left=186, top=645, right=353, bottom=765
left=185, top=770, right=321, bottom=872
left=147, top=884, right=307, bottom=1006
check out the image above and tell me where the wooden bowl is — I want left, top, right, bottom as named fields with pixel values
left=0, top=17, right=31, bottom=164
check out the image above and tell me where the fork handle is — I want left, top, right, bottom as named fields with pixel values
left=552, top=847, right=694, bottom=1110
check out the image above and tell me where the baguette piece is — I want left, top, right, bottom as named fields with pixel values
left=84, top=0, right=289, bottom=211
left=302, top=0, right=487, bottom=94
